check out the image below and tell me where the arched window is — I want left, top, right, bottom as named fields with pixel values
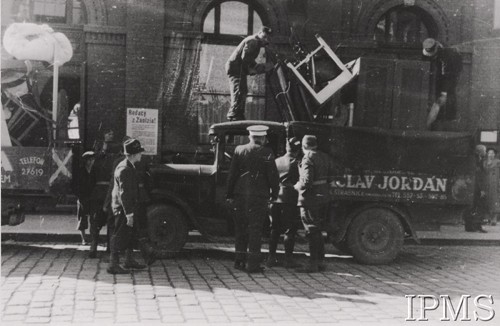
left=374, top=5, right=437, bottom=47
left=203, top=1, right=263, bottom=36
left=11, top=0, right=85, bottom=25
left=197, top=1, right=268, bottom=142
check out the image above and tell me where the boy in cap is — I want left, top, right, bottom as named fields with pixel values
left=107, top=138, right=149, bottom=274
left=294, top=135, right=334, bottom=273
left=226, top=125, right=279, bottom=273
left=422, top=38, right=462, bottom=129
left=225, top=27, right=274, bottom=121
left=267, top=137, right=302, bottom=268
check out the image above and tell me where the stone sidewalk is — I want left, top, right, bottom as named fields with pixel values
left=2, top=240, right=500, bottom=325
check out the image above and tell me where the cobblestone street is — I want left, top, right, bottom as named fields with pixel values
left=2, top=240, right=500, bottom=325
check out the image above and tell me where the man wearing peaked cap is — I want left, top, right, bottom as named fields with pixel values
left=294, top=135, right=335, bottom=273
left=107, top=138, right=150, bottom=274
left=266, top=137, right=302, bottom=269
left=226, top=125, right=279, bottom=273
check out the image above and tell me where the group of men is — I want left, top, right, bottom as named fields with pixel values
left=74, top=133, right=156, bottom=275
left=226, top=125, right=334, bottom=273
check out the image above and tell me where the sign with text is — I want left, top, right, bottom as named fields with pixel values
left=331, top=170, right=473, bottom=205
left=1, top=147, right=72, bottom=192
left=126, top=108, right=159, bottom=155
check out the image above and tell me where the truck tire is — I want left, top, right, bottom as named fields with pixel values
left=347, top=208, right=404, bottom=265
left=147, top=204, right=189, bottom=258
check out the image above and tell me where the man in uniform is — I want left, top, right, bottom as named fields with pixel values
left=226, top=125, right=279, bottom=273
left=107, top=138, right=149, bottom=274
left=422, top=38, right=463, bottom=129
left=294, top=135, right=334, bottom=273
left=225, top=27, right=273, bottom=121
left=266, top=137, right=302, bottom=269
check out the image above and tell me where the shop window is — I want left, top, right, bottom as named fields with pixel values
left=374, top=5, right=437, bottom=47
left=12, top=0, right=84, bottom=25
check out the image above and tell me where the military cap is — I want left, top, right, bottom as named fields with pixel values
left=260, top=26, right=272, bottom=35
left=288, top=137, right=301, bottom=151
left=123, top=138, right=145, bottom=155
left=247, top=125, right=269, bottom=137
left=81, top=151, right=95, bottom=159
left=302, top=135, right=318, bottom=149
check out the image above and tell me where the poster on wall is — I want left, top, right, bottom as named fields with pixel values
left=126, top=108, right=159, bottom=155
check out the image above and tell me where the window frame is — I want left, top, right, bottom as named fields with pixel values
left=373, top=4, right=438, bottom=49
left=18, top=0, right=85, bottom=26
left=202, top=0, right=266, bottom=38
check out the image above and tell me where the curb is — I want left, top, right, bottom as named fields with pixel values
left=2, top=232, right=500, bottom=246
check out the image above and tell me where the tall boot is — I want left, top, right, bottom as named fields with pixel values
left=138, top=238, right=157, bottom=266
left=88, top=227, right=99, bottom=258
left=246, top=253, right=264, bottom=273
left=296, top=233, right=320, bottom=273
left=124, top=249, right=146, bottom=270
left=283, top=234, right=301, bottom=268
left=88, top=239, right=98, bottom=258
left=266, top=230, right=279, bottom=267
left=107, top=252, right=128, bottom=274
left=317, top=234, right=326, bottom=271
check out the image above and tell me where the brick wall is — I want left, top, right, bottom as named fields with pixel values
left=85, top=27, right=126, bottom=148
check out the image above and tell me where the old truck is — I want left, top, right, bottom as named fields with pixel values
left=2, top=31, right=475, bottom=265
left=145, top=120, right=475, bottom=264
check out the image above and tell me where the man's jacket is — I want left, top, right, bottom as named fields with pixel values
left=295, top=150, right=334, bottom=207
left=274, top=153, right=299, bottom=204
left=111, top=158, right=139, bottom=216
left=226, top=143, right=279, bottom=200
left=225, top=34, right=265, bottom=76
left=435, top=47, right=462, bottom=93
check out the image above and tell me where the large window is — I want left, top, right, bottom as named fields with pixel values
left=203, top=1, right=263, bottom=36
left=13, top=0, right=84, bottom=25
left=197, top=1, right=268, bottom=142
left=374, top=5, right=436, bottom=47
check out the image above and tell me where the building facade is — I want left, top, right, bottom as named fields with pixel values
left=2, top=0, right=499, bottom=156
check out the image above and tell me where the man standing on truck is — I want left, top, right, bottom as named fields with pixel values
left=266, top=137, right=302, bottom=269
left=225, top=27, right=274, bottom=121
left=294, top=135, right=334, bottom=273
left=107, top=138, right=149, bottom=274
left=226, top=125, right=279, bottom=273
left=422, top=38, right=463, bottom=130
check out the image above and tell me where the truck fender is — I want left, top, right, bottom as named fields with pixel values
left=334, top=203, right=420, bottom=244
left=148, top=189, right=202, bottom=233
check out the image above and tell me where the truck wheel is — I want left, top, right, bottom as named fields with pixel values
left=147, top=204, right=189, bottom=258
left=347, top=208, right=404, bottom=265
